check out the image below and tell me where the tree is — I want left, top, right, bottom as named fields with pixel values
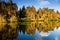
left=19, top=6, right=26, bottom=18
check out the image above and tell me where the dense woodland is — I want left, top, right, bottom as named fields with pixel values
left=18, top=6, right=60, bottom=22
left=0, top=0, right=60, bottom=22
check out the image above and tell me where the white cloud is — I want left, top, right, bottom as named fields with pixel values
left=55, top=36, right=59, bottom=40
left=36, top=0, right=51, bottom=6
left=40, top=32, right=50, bottom=37
left=39, top=1, right=50, bottom=6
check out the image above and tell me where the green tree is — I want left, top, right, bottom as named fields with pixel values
left=19, top=6, right=26, bottom=18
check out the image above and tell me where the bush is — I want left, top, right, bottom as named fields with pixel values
left=48, top=18, right=57, bottom=22
left=19, top=17, right=31, bottom=22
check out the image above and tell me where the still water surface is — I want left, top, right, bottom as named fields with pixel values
left=0, top=22, right=60, bottom=40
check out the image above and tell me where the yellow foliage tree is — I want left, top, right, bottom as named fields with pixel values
left=9, top=15, right=18, bottom=22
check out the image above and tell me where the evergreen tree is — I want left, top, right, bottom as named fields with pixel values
left=19, top=6, right=26, bottom=18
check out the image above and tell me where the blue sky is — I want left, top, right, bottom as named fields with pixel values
left=4, top=0, right=60, bottom=11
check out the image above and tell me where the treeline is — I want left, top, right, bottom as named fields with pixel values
left=18, top=6, right=60, bottom=22
left=0, top=0, right=60, bottom=22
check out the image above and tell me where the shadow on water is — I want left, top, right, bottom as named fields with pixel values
left=0, top=22, right=60, bottom=40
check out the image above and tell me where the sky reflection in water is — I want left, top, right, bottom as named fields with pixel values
left=15, top=28, right=60, bottom=40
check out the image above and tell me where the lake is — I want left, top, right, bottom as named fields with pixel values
left=0, top=22, right=60, bottom=40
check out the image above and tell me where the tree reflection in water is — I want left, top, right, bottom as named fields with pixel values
left=0, top=23, right=18, bottom=40
left=18, top=25, right=27, bottom=34
left=19, top=22, right=60, bottom=34
left=0, top=22, right=60, bottom=40
left=37, top=22, right=60, bottom=32
left=18, top=22, right=36, bottom=35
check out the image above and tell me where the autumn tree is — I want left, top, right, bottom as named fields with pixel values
left=26, top=6, right=36, bottom=20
